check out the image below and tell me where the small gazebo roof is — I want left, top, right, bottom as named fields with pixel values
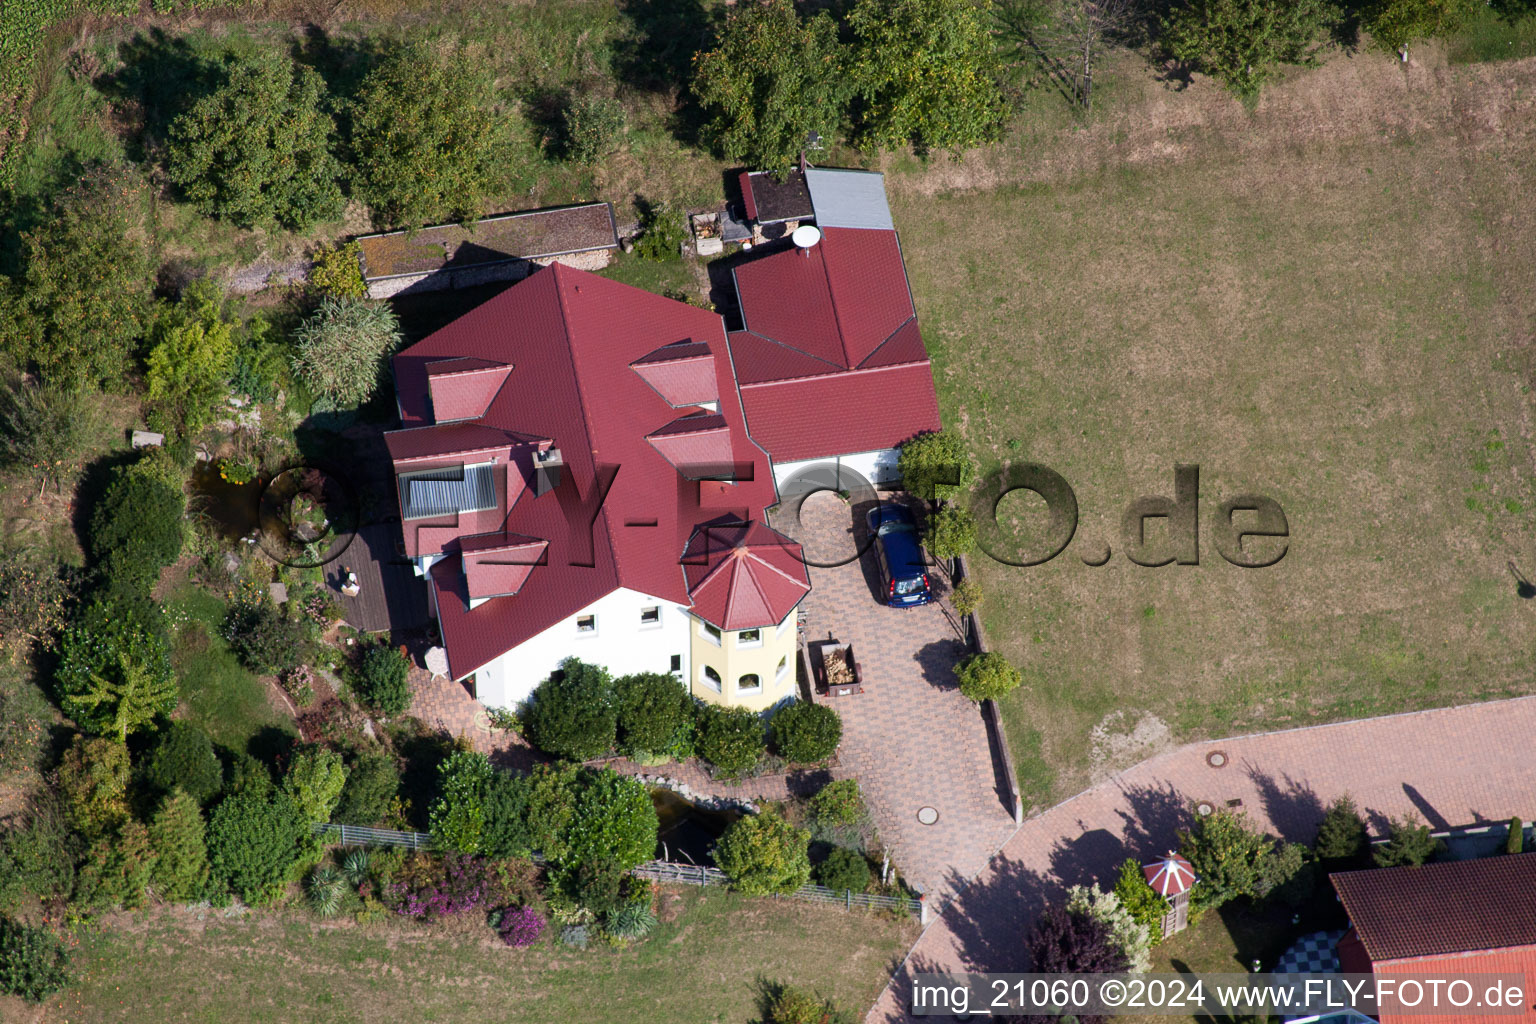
left=1143, top=851, right=1197, bottom=897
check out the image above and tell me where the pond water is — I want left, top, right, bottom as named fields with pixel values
left=652, top=788, right=741, bottom=866
left=190, top=461, right=263, bottom=540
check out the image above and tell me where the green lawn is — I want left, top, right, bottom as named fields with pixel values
left=163, top=581, right=294, bottom=754
left=896, top=57, right=1536, bottom=810
left=23, top=889, right=914, bottom=1024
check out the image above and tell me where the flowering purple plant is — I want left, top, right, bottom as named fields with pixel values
left=386, top=854, right=498, bottom=919
left=496, top=905, right=546, bottom=948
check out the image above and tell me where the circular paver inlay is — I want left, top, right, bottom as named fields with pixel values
left=917, top=806, right=940, bottom=826
left=1206, top=750, right=1228, bottom=768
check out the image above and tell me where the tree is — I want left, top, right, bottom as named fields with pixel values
left=0, top=560, right=70, bottom=664
left=206, top=788, right=313, bottom=906
left=0, top=167, right=155, bottom=391
left=1359, top=0, right=1474, bottom=60
left=1178, top=807, right=1274, bottom=911
left=1373, top=814, right=1444, bottom=868
left=0, top=916, right=69, bottom=1002
left=1314, top=794, right=1370, bottom=870
left=290, top=297, right=404, bottom=409
left=712, top=812, right=812, bottom=896
left=954, top=651, right=1023, bottom=702
left=561, top=768, right=658, bottom=873
left=148, top=788, right=210, bottom=901
left=1008, top=0, right=1147, bottom=113
left=697, top=703, right=766, bottom=778
left=222, top=599, right=307, bottom=676
left=523, top=658, right=617, bottom=762
left=481, top=770, right=533, bottom=858
left=847, top=0, right=1009, bottom=153
left=333, top=749, right=400, bottom=826
left=428, top=749, right=496, bottom=853
left=1259, top=840, right=1318, bottom=907
left=74, top=818, right=157, bottom=910
left=950, top=576, right=984, bottom=618
left=56, top=597, right=176, bottom=741
left=1508, top=816, right=1524, bottom=855
left=55, top=734, right=130, bottom=840
left=770, top=701, right=842, bottom=763
left=89, top=464, right=186, bottom=594
left=693, top=0, right=848, bottom=170
left=614, top=671, right=692, bottom=758
left=898, top=430, right=977, bottom=502
left=1162, top=0, right=1333, bottom=104
left=145, top=282, right=238, bottom=434
left=925, top=504, right=978, bottom=559
left=145, top=721, right=223, bottom=805
left=348, top=43, right=503, bottom=229
left=817, top=847, right=872, bottom=893
left=283, top=746, right=349, bottom=824
left=1066, top=883, right=1152, bottom=972
left=355, top=642, right=412, bottom=715
left=560, top=93, right=627, bottom=164
left=1111, top=858, right=1169, bottom=942
left=309, top=242, right=367, bottom=300
left=168, top=49, right=343, bottom=230
left=0, top=373, right=106, bottom=494
left=1026, top=903, right=1130, bottom=979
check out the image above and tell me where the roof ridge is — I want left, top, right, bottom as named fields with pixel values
left=737, top=359, right=930, bottom=389
left=730, top=329, right=848, bottom=377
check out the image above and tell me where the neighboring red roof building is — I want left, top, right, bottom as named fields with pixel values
left=1332, top=856, right=1536, bottom=1024
left=389, top=263, right=783, bottom=681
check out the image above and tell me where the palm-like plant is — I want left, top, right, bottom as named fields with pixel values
left=306, top=867, right=346, bottom=917
left=605, top=901, right=658, bottom=940
left=340, top=849, right=371, bottom=888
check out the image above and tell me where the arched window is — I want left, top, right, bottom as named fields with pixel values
left=700, top=665, right=722, bottom=691
left=737, top=673, right=762, bottom=693
left=775, top=655, right=789, bottom=682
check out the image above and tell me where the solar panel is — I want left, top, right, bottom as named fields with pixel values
left=400, top=463, right=497, bottom=519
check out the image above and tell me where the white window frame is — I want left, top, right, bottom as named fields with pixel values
left=576, top=614, right=597, bottom=635
left=699, top=664, right=722, bottom=692
left=775, top=655, right=790, bottom=684
left=699, top=619, right=722, bottom=646
left=639, top=605, right=662, bottom=629
left=736, top=627, right=763, bottom=649
left=777, top=613, right=795, bottom=639
left=736, top=673, right=763, bottom=696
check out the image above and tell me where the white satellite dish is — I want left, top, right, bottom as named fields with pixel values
left=791, top=225, right=822, bottom=248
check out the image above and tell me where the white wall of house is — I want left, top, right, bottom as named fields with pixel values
left=771, top=448, right=899, bottom=494
left=468, top=587, right=691, bottom=709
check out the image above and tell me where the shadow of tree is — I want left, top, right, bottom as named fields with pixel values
left=1113, top=780, right=1193, bottom=861
left=100, top=29, right=224, bottom=164
left=914, top=637, right=967, bottom=691
left=1048, top=826, right=1127, bottom=889
left=611, top=0, right=717, bottom=93
left=1246, top=766, right=1325, bottom=844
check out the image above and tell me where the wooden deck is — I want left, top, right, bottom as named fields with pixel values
left=331, top=520, right=430, bottom=633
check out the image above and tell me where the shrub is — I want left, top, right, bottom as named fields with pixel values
left=306, top=865, right=346, bottom=917
left=712, top=812, right=811, bottom=896
left=56, top=597, right=177, bottom=741
left=1259, top=841, right=1318, bottom=908
left=605, top=898, right=658, bottom=940
left=1026, top=903, right=1130, bottom=978
left=283, top=745, right=349, bottom=824
left=924, top=504, right=977, bottom=560
left=334, top=749, right=400, bottom=826
left=496, top=904, right=547, bottom=946
left=206, top=788, right=313, bottom=905
left=145, top=282, right=238, bottom=434
left=482, top=771, right=534, bottom=858
left=809, top=779, right=866, bottom=830
left=953, top=651, right=1022, bottom=703
left=386, top=853, right=503, bottom=919
left=0, top=674, right=54, bottom=778
left=230, top=315, right=291, bottom=403
left=1111, top=858, right=1168, bottom=943
left=614, top=671, right=692, bottom=758
left=56, top=734, right=130, bottom=839
left=561, top=93, right=626, bottom=163
left=428, top=750, right=496, bottom=853
left=561, top=768, right=658, bottom=873
left=898, top=430, right=976, bottom=502
left=148, top=788, right=210, bottom=901
left=1066, top=883, right=1152, bottom=973
left=0, top=916, right=69, bottom=1002
left=1508, top=816, right=1525, bottom=855
left=770, top=701, right=842, bottom=763
left=524, top=763, right=580, bottom=858
left=1314, top=794, right=1370, bottom=869
left=309, top=242, right=368, bottom=300
left=355, top=642, right=412, bottom=716
left=1161, top=0, right=1333, bottom=104
left=1178, top=807, right=1275, bottom=911
left=1374, top=815, right=1444, bottom=868
left=816, top=848, right=871, bottom=893
left=633, top=198, right=687, bottom=262
left=89, top=467, right=186, bottom=594
left=949, top=577, right=984, bottom=618
left=290, top=297, right=404, bottom=409
left=0, top=377, right=104, bottom=496
left=0, top=793, right=76, bottom=909
left=167, top=49, right=342, bottom=230
left=348, top=43, right=502, bottom=229
left=523, top=658, right=616, bottom=762
left=763, top=985, right=856, bottom=1024
left=697, top=704, right=766, bottom=779
left=145, top=721, right=223, bottom=804
left=223, top=600, right=308, bottom=676
left=74, top=818, right=157, bottom=910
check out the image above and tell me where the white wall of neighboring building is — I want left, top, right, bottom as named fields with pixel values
left=468, top=587, right=691, bottom=709
left=771, top=448, right=900, bottom=493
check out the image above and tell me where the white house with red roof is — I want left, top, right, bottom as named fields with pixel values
left=385, top=169, right=939, bottom=709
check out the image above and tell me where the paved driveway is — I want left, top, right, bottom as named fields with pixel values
left=866, top=694, right=1536, bottom=1023
left=783, top=493, right=1017, bottom=901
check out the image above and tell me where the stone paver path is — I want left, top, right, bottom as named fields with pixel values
left=785, top=492, right=1017, bottom=901
left=866, top=695, right=1536, bottom=1023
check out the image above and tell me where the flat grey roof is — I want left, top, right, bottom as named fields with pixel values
left=805, top=168, right=894, bottom=231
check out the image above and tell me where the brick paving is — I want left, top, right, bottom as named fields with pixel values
left=406, top=667, right=540, bottom=771
left=865, top=694, right=1536, bottom=1023
left=783, top=492, right=1018, bottom=902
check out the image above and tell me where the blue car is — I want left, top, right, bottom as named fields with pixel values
left=865, top=503, right=933, bottom=607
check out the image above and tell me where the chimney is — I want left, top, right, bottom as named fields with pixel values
left=533, top=447, right=563, bottom=496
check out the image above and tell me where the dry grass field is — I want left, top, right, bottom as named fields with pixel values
left=895, top=49, right=1536, bottom=810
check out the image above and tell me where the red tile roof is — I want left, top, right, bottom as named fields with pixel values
left=682, top=519, right=810, bottom=630
left=1331, top=855, right=1536, bottom=962
left=426, top=358, right=512, bottom=422
left=391, top=263, right=778, bottom=680
left=462, top=535, right=548, bottom=601
left=737, top=361, right=941, bottom=463
left=1143, top=852, right=1196, bottom=897
left=631, top=342, right=719, bottom=407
